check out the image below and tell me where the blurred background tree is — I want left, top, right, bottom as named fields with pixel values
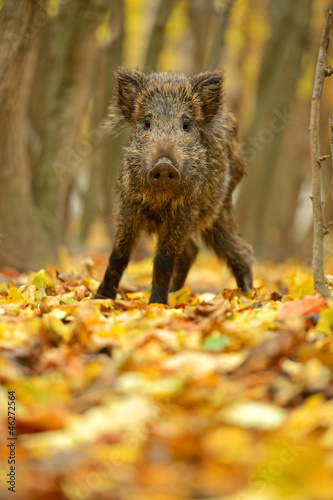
left=0, top=0, right=332, bottom=271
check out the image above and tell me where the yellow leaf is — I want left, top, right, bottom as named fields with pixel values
left=31, top=269, right=55, bottom=292
left=43, top=315, right=71, bottom=343
left=168, top=285, right=192, bottom=306
left=46, top=308, right=68, bottom=320
left=288, top=267, right=314, bottom=298
left=7, top=281, right=24, bottom=303
left=20, top=284, right=36, bottom=304
left=316, top=300, right=333, bottom=335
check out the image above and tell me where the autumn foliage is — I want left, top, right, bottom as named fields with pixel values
left=1, top=257, right=333, bottom=499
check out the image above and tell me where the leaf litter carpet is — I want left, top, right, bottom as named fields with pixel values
left=0, top=254, right=333, bottom=500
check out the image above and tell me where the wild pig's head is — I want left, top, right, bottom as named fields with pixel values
left=108, top=67, right=225, bottom=198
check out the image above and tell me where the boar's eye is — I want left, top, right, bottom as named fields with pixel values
left=144, top=119, right=151, bottom=129
left=183, top=120, right=191, bottom=131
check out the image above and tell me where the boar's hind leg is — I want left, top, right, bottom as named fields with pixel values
left=169, top=239, right=198, bottom=292
left=203, top=210, right=253, bottom=292
left=95, top=217, right=138, bottom=300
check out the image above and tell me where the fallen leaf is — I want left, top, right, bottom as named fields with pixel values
left=7, top=281, right=24, bottom=303
left=203, top=333, right=232, bottom=352
left=168, top=285, right=192, bottom=306
left=316, top=300, right=333, bottom=334
left=277, top=295, right=326, bottom=320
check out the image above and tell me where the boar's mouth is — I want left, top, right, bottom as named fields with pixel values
left=147, top=158, right=181, bottom=190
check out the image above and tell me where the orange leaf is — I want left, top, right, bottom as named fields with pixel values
left=277, top=295, right=326, bottom=320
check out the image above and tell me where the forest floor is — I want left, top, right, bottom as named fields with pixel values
left=0, top=253, right=333, bottom=500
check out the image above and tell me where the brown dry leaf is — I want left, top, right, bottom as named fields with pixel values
left=233, top=328, right=300, bottom=377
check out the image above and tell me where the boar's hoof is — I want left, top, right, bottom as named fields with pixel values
left=148, top=158, right=180, bottom=190
left=94, top=287, right=117, bottom=300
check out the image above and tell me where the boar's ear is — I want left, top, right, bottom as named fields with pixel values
left=114, top=67, right=146, bottom=121
left=191, top=71, right=224, bottom=121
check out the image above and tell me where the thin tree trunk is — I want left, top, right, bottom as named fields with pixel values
left=0, top=0, right=53, bottom=270
left=206, top=0, right=235, bottom=70
left=144, top=0, right=179, bottom=71
left=80, top=0, right=126, bottom=242
left=32, top=0, right=109, bottom=244
left=228, top=0, right=252, bottom=118
left=326, top=114, right=333, bottom=238
left=330, top=114, right=333, bottom=196
left=237, top=0, right=313, bottom=260
left=309, top=6, right=332, bottom=298
left=28, top=22, right=52, bottom=170
left=187, top=0, right=214, bottom=74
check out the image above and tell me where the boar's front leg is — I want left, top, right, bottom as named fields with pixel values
left=149, top=228, right=190, bottom=305
left=149, top=246, right=176, bottom=305
left=95, top=207, right=139, bottom=300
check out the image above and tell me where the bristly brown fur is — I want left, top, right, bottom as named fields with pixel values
left=96, top=67, right=253, bottom=304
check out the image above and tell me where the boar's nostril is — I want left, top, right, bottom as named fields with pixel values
left=148, top=159, right=180, bottom=190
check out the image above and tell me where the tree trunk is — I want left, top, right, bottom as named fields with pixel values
left=32, top=0, right=109, bottom=244
left=144, top=0, right=179, bottom=71
left=187, top=0, right=214, bottom=74
left=0, top=0, right=52, bottom=270
left=80, top=0, right=126, bottom=243
left=206, top=0, right=235, bottom=70
left=237, top=0, right=313, bottom=260
left=309, top=7, right=332, bottom=298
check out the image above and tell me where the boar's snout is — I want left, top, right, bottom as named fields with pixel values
left=148, top=158, right=180, bottom=190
